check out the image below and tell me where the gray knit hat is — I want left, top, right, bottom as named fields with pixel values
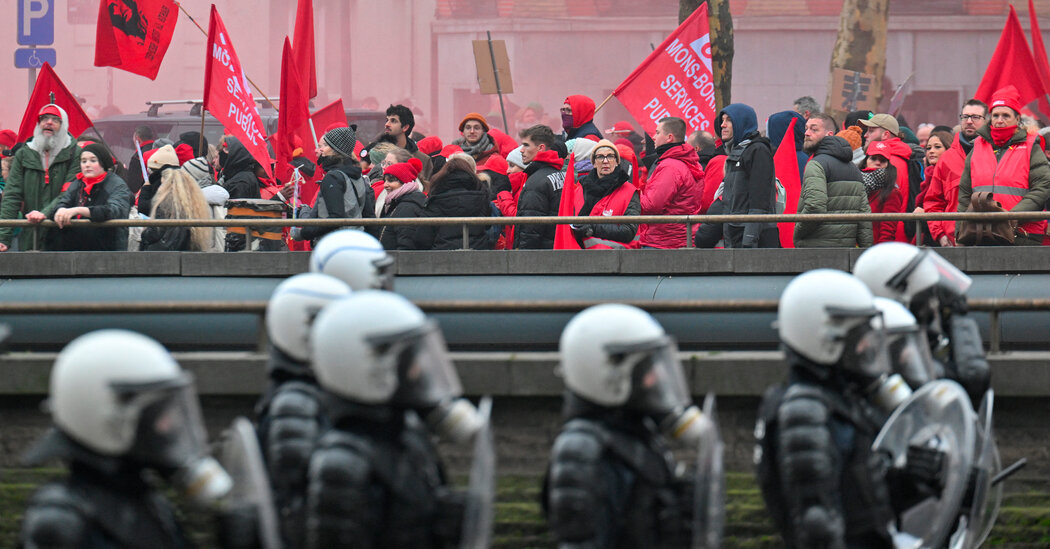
left=181, top=157, right=213, bottom=187
left=323, top=127, right=357, bottom=158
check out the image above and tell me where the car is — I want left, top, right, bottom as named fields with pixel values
left=84, top=101, right=385, bottom=169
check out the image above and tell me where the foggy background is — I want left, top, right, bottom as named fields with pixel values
left=0, top=0, right=1042, bottom=144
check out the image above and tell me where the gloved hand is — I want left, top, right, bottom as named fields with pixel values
left=904, top=443, right=946, bottom=496
left=570, top=224, right=593, bottom=246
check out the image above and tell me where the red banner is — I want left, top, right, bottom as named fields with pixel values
left=975, top=5, right=1045, bottom=106
left=203, top=5, right=272, bottom=179
left=277, top=37, right=310, bottom=184
left=553, top=153, right=581, bottom=250
left=293, top=0, right=317, bottom=99
left=613, top=4, right=715, bottom=137
left=773, top=117, right=801, bottom=249
left=95, top=0, right=178, bottom=80
left=17, top=63, right=94, bottom=143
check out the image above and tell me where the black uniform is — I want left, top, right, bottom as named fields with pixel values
left=543, top=395, right=693, bottom=549
left=19, top=432, right=193, bottom=549
left=755, top=355, right=896, bottom=549
left=303, top=399, right=463, bottom=549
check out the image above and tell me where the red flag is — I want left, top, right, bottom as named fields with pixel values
left=554, top=153, right=582, bottom=250
left=94, top=0, right=178, bottom=79
left=311, top=99, right=348, bottom=135
left=1027, top=0, right=1050, bottom=116
left=773, top=118, right=801, bottom=249
left=292, top=0, right=317, bottom=99
left=203, top=6, right=272, bottom=179
left=277, top=38, right=310, bottom=184
left=17, top=63, right=94, bottom=143
left=613, top=4, right=715, bottom=138
left=975, top=5, right=1045, bottom=106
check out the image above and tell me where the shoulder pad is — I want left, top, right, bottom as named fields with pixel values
left=778, top=384, right=830, bottom=428
left=551, top=421, right=606, bottom=464
left=309, top=439, right=373, bottom=487
left=269, top=382, right=323, bottom=417
left=21, top=483, right=90, bottom=549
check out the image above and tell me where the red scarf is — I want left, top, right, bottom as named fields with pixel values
left=76, top=172, right=107, bottom=196
left=990, top=125, right=1018, bottom=147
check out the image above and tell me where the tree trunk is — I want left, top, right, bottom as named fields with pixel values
left=680, top=0, right=733, bottom=113
left=826, top=0, right=890, bottom=126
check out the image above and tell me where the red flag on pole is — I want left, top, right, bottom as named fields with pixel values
left=203, top=6, right=272, bottom=179
left=1027, top=0, right=1050, bottom=116
left=292, top=0, right=317, bottom=99
left=773, top=118, right=801, bottom=249
left=612, top=4, right=716, bottom=138
left=94, top=0, right=178, bottom=79
left=17, top=63, right=94, bottom=143
left=975, top=5, right=1045, bottom=106
left=277, top=37, right=311, bottom=184
left=554, top=153, right=581, bottom=250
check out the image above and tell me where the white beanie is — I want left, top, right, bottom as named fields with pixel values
left=506, top=146, right=526, bottom=170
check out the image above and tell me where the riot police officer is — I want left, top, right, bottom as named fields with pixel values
left=544, top=303, right=716, bottom=549
left=303, top=290, right=484, bottom=548
left=309, top=229, right=394, bottom=290
left=253, top=272, right=351, bottom=546
left=853, top=242, right=989, bottom=404
left=20, top=330, right=234, bottom=549
left=755, top=269, right=899, bottom=549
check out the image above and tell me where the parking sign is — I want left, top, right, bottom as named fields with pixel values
left=18, top=0, right=54, bottom=46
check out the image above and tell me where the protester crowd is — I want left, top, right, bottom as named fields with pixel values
left=2, top=84, right=1049, bottom=252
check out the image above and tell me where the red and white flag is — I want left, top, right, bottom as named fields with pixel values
left=94, top=0, right=178, bottom=80
left=203, top=5, right=272, bottom=179
left=613, top=4, right=716, bottom=137
left=17, top=63, right=94, bottom=142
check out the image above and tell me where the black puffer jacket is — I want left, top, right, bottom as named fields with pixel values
left=378, top=190, right=425, bottom=250
left=48, top=173, right=131, bottom=251
left=514, top=151, right=565, bottom=249
left=221, top=138, right=262, bottom=200
left=412, top=170, right=493, bottom=250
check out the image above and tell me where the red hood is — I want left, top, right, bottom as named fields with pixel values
left=661, top=143, right=704, bottom=180
left=565, top=95, right=596, bottom=128
left=532, top=149, right=564, bottom=170
left=488, top=127, right=519, bottom=157
left=865, top=137, right=912, bottom=162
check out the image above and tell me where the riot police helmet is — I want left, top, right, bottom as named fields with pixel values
left=266, top=272, right=352, bottom=362
left=309, top=230, right=394, bottom=291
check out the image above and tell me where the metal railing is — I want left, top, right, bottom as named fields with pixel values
left=0, top=298, right=1045, bottom=353
left=3, top=210, right=1050, bottom=250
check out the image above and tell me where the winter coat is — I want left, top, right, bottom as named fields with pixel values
left=922, top=137, right=969, bottom=244
left=564, top=95, right=603, bottom=141
left=574, top=165, right=641, bottom=248
left=0, top=137, right=81, bottom=250
left=412, top=170, right=494, bottom=250
left=701, top=154, right=726, bottom=214
left=958, top=124, right=1050, bottom=238
left=794, top=136, right=873, bottom=248
left=495, top=171, right=528, bottom=247
left=639, top=143, right=704, bottom=248
left=299, top=157, right=370, bottom=243
left=719, top=103, right=777, bottom=248
left=866, top=138, right=915, bottom=243
left=48, top=173, right=132, bottom=251
left=221, top=138, right=262, bottom=200
left=378, top=189, right=425, bottom=250
left=514, top=151, right=565, bottom=249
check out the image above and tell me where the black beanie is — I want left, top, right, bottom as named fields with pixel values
left=179, top=131, right=208, bottom=158
left=80, top=143, right=115, bottom=172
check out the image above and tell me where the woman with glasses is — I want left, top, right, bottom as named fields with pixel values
left=568, top=139, right=641, bottom=249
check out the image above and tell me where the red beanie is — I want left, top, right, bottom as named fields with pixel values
left=0, top=129, right=17, bottom=149
left=989, top=85, right=1022, bottom=115
left=383, top=157, right=423, bottom=183
left=440, top=144, right=463, bottom=158
left=174, top=143, right=195, bottom=166
left=477, top=153, right=508, bottom=176
left=418, top=135, right=443, bottom=155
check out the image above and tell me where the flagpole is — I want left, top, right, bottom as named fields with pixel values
left=199, top=107, right=207, bottom=156
left=594, top=93, right=615, bottom=114
left=176, top=2, right=279, bottom=112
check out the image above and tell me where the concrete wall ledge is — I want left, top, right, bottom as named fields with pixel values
left=2, top=351, right=1046, bottom=398
left=4, top=247, right=1050, bottom=277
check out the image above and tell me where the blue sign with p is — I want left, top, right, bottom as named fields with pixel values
left=18, top=0, right=54, bottom=46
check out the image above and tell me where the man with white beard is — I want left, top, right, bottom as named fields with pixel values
left=0, top=104, right=82, bottom=251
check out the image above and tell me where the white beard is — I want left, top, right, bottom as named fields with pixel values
left=28, top=123, right=71, bottom=166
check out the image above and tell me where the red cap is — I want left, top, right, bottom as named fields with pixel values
left=0, top=129, right=17, bottom=149
left=606, top=121, right=635, bottom=135
left=417, top=135, right=443, bottom=155
left=440, top=144, right=463, bottom=158
left=989, top=85, right=1023, bottom=114
left=383, top=157, right=423, bottom=183
left=38, top=104, right=62, bottom=119
left=477, top=153, right=508, bottom=176
left=174, top=143, right=195, bottom=165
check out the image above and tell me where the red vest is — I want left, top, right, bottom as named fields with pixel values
left=577, top=182, right=640, bottom=249
left=969, top=134, right=1046, bottom=236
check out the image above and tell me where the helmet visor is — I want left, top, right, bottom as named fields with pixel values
left=606, top=336, right=691, bottom=415
left=887, top=330, right=937, bottom=388
left=888, top=249, right=972, bottom=299
left=114, top=373, right=209, bottom=470
left=373, top=255, right=395, bottom=290
left=372, top=320, right=463, bottom=408
left=833, top=311, right=890, bottom=378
